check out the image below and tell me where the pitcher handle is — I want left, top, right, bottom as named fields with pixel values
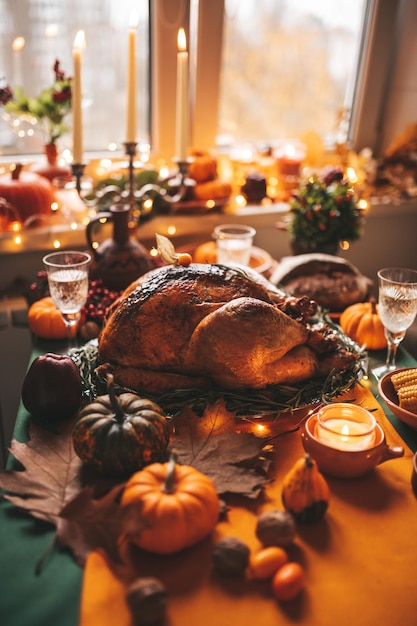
left=86, top=211, right=112, bottom=257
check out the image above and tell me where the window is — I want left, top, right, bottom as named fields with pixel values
left=0, top=0, right=407, bottom=163
left=217, top=0, right=368, bottom=148
left=0, top=0, right=149, bottom=157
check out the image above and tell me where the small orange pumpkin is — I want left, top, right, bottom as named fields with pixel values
left=188, top=150, right=218, bottom=183
left=28, top=296, right=84, bottom=339
left=120, top=454, right=220, bottom=554
left=193, top=179, right=232, bottom=201
left=0, top=164, right=55, bottom=224
left=339, top=298, right=387, bottom=350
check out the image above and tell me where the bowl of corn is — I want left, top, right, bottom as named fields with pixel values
left=378, top=367, right=417, bottom=430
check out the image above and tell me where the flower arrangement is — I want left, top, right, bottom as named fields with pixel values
left=2, top=59, right=72, bottom=145
left=287, top=168, right=364, bottom=253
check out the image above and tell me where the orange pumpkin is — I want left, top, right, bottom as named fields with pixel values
left=193, top=179, right=232, bottom=201
left=28, top=296, right=84, bottom=339
left=0, top=164, right=55, bottom=224
left=188, top=150, right=218, bottom=183
left=339, top=298, right=387, bottom=350
left=120, top=454, right=220, bottom=554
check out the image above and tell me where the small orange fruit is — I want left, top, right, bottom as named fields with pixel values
left=248, top=546, right=289, bottom=580
left=272, top=561, right=304, bottom=601
left=176, top=252, right=192, bottom=267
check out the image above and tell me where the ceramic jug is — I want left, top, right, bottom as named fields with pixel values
left=86, top=204, right=156, bottom=290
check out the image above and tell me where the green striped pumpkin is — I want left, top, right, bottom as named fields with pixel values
left=72, top=374, right=170, bottom=476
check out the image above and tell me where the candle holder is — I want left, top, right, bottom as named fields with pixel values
left=73, top=143, right=195, bottom=222
left=71, top=162, right=87, bottom=195
left=301, top=404, right=403, bottom=478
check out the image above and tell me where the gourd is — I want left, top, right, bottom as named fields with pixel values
left=120, top=453, right=220, bottom=554
left=28, top=296, right=83, bottom=339
left=339, top=298, right=387, bottom=350
left=193, top=179, right=232, bottom=201
left=72, top=374, right=170, bottom=476
left=0, top=164, right=55, bottom=223
left=188, top=149, right=218, bottom=183
left=281, top=454, right=330, bottom=522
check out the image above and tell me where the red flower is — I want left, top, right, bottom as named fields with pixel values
left=52, top=85, right=71, bottom=103
left=0, top=83, right=13, bottom=105
left=53, top=59, right=66, bottom=81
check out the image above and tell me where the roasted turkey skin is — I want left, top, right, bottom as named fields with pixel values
left=97, top=263, right=354, bottom=393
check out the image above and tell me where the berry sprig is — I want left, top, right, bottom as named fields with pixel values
left=29, top=273, right=122, bottom=327
left=82, top=280, right=122, bottom=325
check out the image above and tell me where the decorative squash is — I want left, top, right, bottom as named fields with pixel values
left=193, top=179, right=232, bottom=201
left=339, top=298, right=387, bottom=350
left=28, top=296, right=84, bottom=339
left=281, top=454, right=330, bottom=522
left=72, top=374, right=170, bottom=476
left=120, top=453, right=220, bottom=554
left=0, top=164, right=55, bottom=223
left=188, top=149, right=218, bottom=183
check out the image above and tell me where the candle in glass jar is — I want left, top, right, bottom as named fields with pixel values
left=175, top=28, right=189, bottom=161
left=275, top=144, right=304, bottom=177
left=126, top=12, right=138, bottom=143
left=72, top=30, right=85, bottom=164
left=314, top=403, right=377, bottom=452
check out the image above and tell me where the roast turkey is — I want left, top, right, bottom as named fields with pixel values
left=97, top=263, right=358, bottom=394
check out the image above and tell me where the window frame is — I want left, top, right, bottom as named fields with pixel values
left=152, top=0, right=402, bottom=160
left=349, top=0, right=403, bottom=155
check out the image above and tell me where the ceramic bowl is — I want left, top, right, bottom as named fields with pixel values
left=378, top=368, right=417, bottom=431
left=192, top=241, right=274, bottom=276
left=301, top=413, right=404, bottom=478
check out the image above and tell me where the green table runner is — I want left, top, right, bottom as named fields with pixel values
left=1, top=342, right=417, bottom=626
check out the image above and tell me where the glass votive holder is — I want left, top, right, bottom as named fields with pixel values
left=314, top=403, right=377, bottom=452
left=213, top=223, right=256, bottom=266
left=274, top=140, right=305, bottom=200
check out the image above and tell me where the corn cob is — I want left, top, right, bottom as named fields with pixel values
left=397, top=384, right=417, bottom=414
left=391, top=368, right=417, bottom=393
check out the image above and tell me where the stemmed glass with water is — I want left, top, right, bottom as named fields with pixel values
left=372, top=267, right=417, bottom=379
left=43, top=250, right=91, bottom=348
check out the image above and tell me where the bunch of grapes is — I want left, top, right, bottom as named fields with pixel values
left=82, top=280, right=123, bottom=325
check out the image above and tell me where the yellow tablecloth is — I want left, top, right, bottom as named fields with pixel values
left=79, top=384, right=417, bottom=626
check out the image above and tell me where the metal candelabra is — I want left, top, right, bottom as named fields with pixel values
left=71, top=142, right=194, bottom=220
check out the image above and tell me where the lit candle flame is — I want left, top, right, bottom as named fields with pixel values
left=12, top=37, right=25, bottom=52
left=129, top=10, right=139, bottom=29
left=284, top=144, right=296, bottom=158
left=73, top=30, right=85, bottom=52
left=177, top=27, right=187, bottom=52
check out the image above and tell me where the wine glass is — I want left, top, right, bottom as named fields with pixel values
left=43, top=250, right=91, bottom=348
left=372, top=267, right=417, bottom=379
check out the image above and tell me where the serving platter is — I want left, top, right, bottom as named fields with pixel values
left=71, top=312, right=366, bottom=419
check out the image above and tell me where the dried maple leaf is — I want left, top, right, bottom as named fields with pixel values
left=0, top=419, right=82, bottom=524
left=57, top=485, right=145, bottom=568
left=171, top=399, right=272, bottom=499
